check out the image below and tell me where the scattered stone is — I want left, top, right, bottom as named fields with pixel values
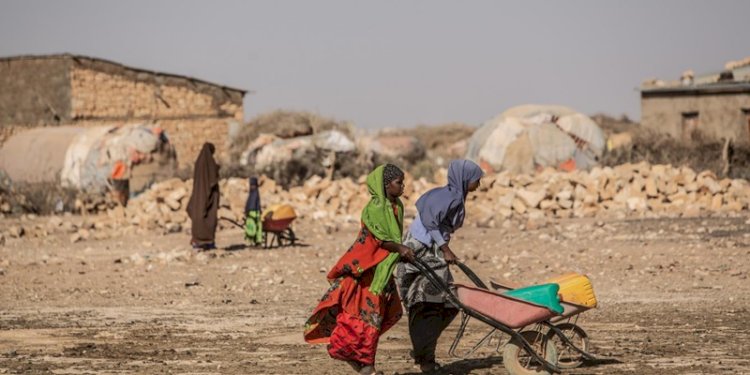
left=8, top=226, right=24, bottom=238
left=62, top=221, right=78, bottom=233
left=48, top=216, right=63, bottom=228
left=517, top=189, right=546, bottom=209
left=78, top=228, right=91, bottom=240
left=130, top=253, right=146, bottom=266
left=683, top=205, right=701, bottom=218
left=164, top=223, right=182, bottom=234
left=70, top=233, right=83, bottom=244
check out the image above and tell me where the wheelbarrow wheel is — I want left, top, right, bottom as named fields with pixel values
left=545, top=322, right=589, bottom=369
left=275, top=228, right=291, bottom=247
left=503, top=330, right=557, bottom=375
left=284, top=228, right=296, bottom=245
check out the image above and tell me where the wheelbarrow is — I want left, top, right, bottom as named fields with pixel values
left=448, top=262, right=599, bottom=371
left=410, top=258, right=562, bottom=374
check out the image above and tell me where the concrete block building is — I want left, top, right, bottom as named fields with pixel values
left=640, top=60, right=750, bottom=144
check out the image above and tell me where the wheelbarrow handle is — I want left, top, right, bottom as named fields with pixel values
left=409, top=258, right=463, bottom=309
left=409, top=259, right=487, bottom=306
left=219, top=216, right=245, bottom=229
left=455, top=261, right=488, bottom=289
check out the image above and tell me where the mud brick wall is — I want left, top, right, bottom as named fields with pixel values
left=159, top=118, right=235, bottom=169
left=69, top=68, right=243, bottom=121
left=0, top=58, right=71, bottom=126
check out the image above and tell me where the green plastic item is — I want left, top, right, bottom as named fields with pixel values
left=504, top=283, right=564, bottom=315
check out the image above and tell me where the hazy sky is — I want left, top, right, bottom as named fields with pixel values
left=1, top=1, right=748, bottom=129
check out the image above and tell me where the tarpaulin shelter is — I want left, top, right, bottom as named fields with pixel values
left=0, top=124, right=175, bottom=196
left=0, top=126, right=83, bottom=184
left=367, top=135, right=426, bottom=163
left=246, top=130, right=356, bottom=170
left=466, top=105, right=605, bottom=174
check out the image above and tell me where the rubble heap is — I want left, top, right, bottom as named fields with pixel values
left=3, top=162, right=749, bottom=242
left=119, top=161, right=749, bottom=233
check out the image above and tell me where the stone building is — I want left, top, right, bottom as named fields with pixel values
left=0, top=54, right=245, bottom=167
left=640, top=59, right=750, bottom=144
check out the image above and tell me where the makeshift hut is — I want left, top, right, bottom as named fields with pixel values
left=0, top=124, right=176, bottom=201
left=466, top=105, right=605, bottom=174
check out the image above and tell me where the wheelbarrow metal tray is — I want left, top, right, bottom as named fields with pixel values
left=490, top=279, right=592, bottom=321
left=455, top=283, right=558, bottom=329
left=550, top=301, right=591, bottom=322
left=263, top=217, right=294, bottom=232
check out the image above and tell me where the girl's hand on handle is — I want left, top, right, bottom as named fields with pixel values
left=382, top=241, right=415, bottom=263
left=398, top=245, right=416, bottom=263
left=440, top=244, right=459, bottom=264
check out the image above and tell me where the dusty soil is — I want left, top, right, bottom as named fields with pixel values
left=1, top=214, right=749, bottom=374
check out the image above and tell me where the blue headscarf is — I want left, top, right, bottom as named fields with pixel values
left=245, top=177, right=261, bottom=213
left=416, top=159, right=483, bottom=235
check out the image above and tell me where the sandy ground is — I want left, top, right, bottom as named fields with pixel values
left=1, top=214, right=749, bottom=374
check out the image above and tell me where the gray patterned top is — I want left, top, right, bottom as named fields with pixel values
left=395, top=231, right=455, bottom=310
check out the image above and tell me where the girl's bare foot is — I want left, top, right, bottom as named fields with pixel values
left=346, top=360, right=362, bottom=373
left=359, top=365, right=383, bottom=375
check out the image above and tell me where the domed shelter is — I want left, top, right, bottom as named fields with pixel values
left=466, top=105, right=605, bottom=174
left=0, top=124, right=176, bottom=196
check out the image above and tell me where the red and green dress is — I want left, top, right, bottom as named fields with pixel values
left=304, top=209, right=403, bottom=365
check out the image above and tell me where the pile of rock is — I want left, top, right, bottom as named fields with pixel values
left=3, top=161, right=748, bottom=243
left=0, top=195, right=12, bottom=216
left=468, top=162, right=750, bottom=228
left=112, top=161, right=749, bottom=234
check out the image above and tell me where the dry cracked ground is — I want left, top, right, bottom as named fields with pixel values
left=1, top=214, right=749, bottom=374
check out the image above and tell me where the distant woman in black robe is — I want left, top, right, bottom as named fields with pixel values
left=187, top=143, right=220, bottom=250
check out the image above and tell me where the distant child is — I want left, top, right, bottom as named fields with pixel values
left=244, top=177, right=263, bottom=246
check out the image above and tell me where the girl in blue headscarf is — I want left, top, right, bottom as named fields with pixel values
left=396, top=159, right=483, bottom=373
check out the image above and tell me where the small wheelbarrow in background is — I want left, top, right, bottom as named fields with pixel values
left=219, top=204, right=299, bottom=249
left=261, top=205, right=297, bottom=248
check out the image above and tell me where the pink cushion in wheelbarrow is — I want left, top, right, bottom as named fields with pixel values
left=455, top=283, right=559, bottom=329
